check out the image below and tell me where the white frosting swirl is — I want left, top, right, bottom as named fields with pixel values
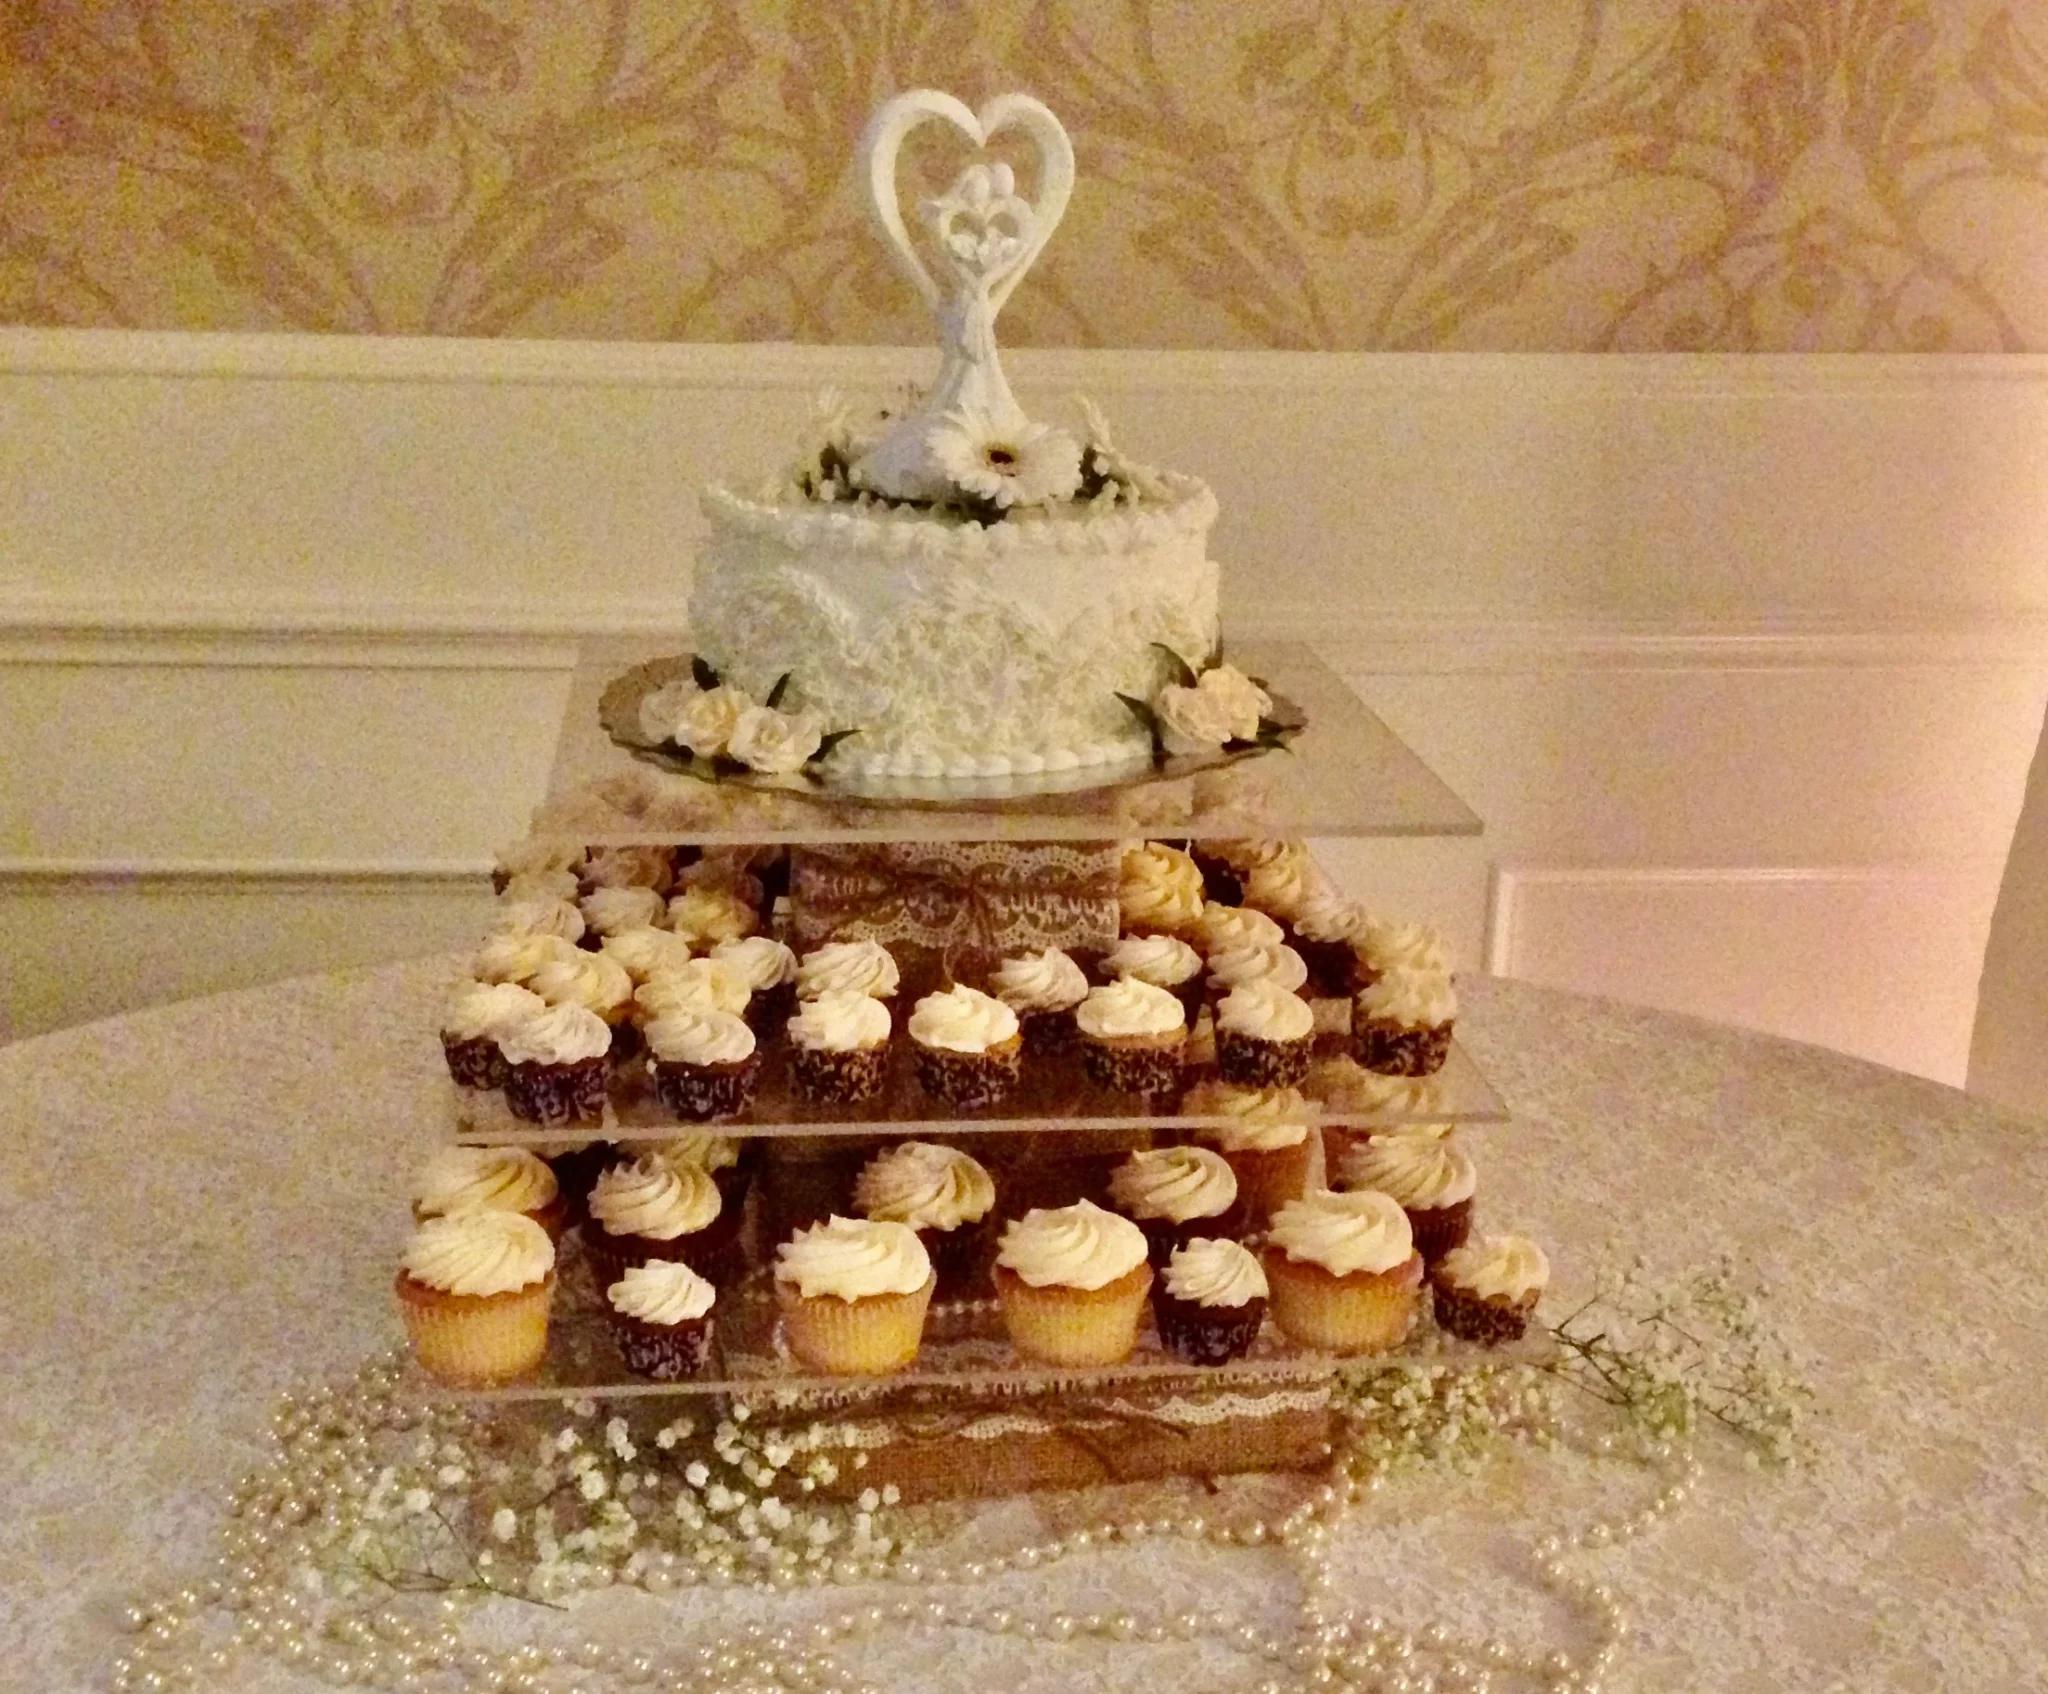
left=527, top=951, right=634, bottom=1020
left=1196, top=902, right=1284, bottom=953
left=588, top=1156, right=721, bottom=1240
left=1217, top=979, right=1316, bottom=1042
left=653, top=1131, right=741, bottom=1174
left=600, top=925, right=695, bottom=984
left=666, top=885, right=758, bottom=947
left=581, top=845, right=674, bottom=891
left=1103, top=934, right=1203, bottom=988
left=710, top=935, right=798, bottom=992
left=473, top=931, right=581, bottom=986
left=1243, top=853, right=1326, bottom=921
left=644, top=1006, right=757, bottom=1066
left=1108, top=1146, right=1237, bottom=1223
left=1293, top=890, right=1371, bottom=946
left=402, top=1210, right=553, bottom=1297
left=494, top=839, right=583, bottom=882
left=853, top=1142, right=995, bottom=1230
left=787, top=989, right=892, bottom=1052
left=1358, top=969, right=1459, bottom=1027
left=1269, top=1189, right=1414, bottom=1276
left=1304, top=1058, right=1448, bottom=1118
left=1181, top=1081, right=1312, bottom=1151
left=774, top=1216, right=932, bottom=1300
left=996, top=1199, right=1150, bottom=1290
left=1077, top=978, right=1187, bottom=1041
left=607, top=1259, right=716, bottom=1324
left=1119, top=842, right=1205, bottom=932
left=500, top=869, right=582, bottom=905
left=637, top=958, right=751, bottom=1020
left=796, top=941, right=900, bottom=999
left=1434, top=1235, right=1550, bottom=1302
left=413, top=1146, right=558, bottom=1218
left=1164, top=1237, right=1268, bottom=1307
left=579, top=885, right=667, bottom=937
left=1357, top=919, right=1452, bottom=977
left=991, top=947, right=1090, bottom=1013
left=497, top=1001, right=611, bottom=1066
left=441, top=980, right=545, bottom=1042
left=908, top=985, right=1019, bottom=1054
left=490, top=897, right=586, bottom=944
left=1339, top=1132, right=1477, bottom=1209
left=1209, top=838, right=1306, bottom=875
left=1206, top=941, right=1309, bottom=994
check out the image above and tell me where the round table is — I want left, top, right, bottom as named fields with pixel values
left=5, top=960, right=2045, bottom=1691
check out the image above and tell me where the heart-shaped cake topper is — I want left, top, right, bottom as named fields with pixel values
left=853, top=90, right=1075, bottom=502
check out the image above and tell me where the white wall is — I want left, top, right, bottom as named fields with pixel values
left=5, top=331, right=2044, bottom=1081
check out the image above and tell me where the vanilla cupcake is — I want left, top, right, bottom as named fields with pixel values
left=994, top=1199, right=1153, bottom=1367
left=581, top=844, right=677, bottom=894
left=1195, top=900, right=1284, bottom=956
left=491, top=896, right=587, bottom=947
left=1154, top=1238, right=1268, bottom=1366
left=787, top=990, right=893, bottom=1103
left=578, top=884, right=668, bottom=940
left=852, top=1141, right=996, bottom=1296
left=1205, top=941, right=1309, bottom=1000
left=605, top=1259, right=716, bottom=1380
left=440, top=980, right=545, bottom=1090
left=990, top=947, right=1090, bottom=1054
left=644, top=1007, right=760, bottom=1122
left=636, top=957, right=752, bottom=1024
left=1355, top=969, right=1457, bottom=1076
left=1107, top=1145, right=1240, bottom=1265
left=1337, top=1130, right=1477, bottom=1264
left=1263, top=1189, right=1423, bottom=1356
left=1291, top=889, right=1372, bottom=996
left=1216, top=978, right=1316, bottom=1087
left=584, top=1154, right=728, bottom=1288
left=1181, top=1080, right=1315, bottom=1225
left=908, top=985, right=1022, bottom=1110
left=712, top=935, right=799, bottom=1036
left=497, top=1001, right=612, bottom=1126
left=1241, top=847, right=1325, bottom=934
left=796, top=940, right=901, bottom=1001
left=395, top=1210, right=555, bottom=1388
left=1102, top=933, right=1205, bottom=1017
left=666, top=884, right=758, bottom=949
left=1118, top=842, right=1206, bottom=938
left=412, top=1145, right=566, bottom=1240
left=492, top=837, right=583, bottom=895
left=473, top=930, right=582, bottom=988
left=1431, top=1234, right=1549, bottom=1345
left=528, top=948, right=638, bottom=1059
left=653, top=1130, right=753, bottom=1212
left=599, top=925, right=695, bottom=985
left=774, top=1217, right=936, bottom=1375
left=1076, top=978, right=1187, bottom=1096
left=1352, top=918, right=1451, bottom=991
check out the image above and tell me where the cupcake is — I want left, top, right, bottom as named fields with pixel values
left=605, top=1259, right=716, bottom=1380
left=644, top=1007, right=760, bottom=1122
left=993, top=1199, right=1153, bottom=1367
left=1215, top=978, right=1316, bottom=1087
left=990, top=947, right=1091, bottom=1054
left=1075, top=978, right=1187, bottom=1097
left=528, top=948, right=638, bottom=1061
left=908, top=985, right=1022, bottom=1110
left=1205, top=941, right=1309, bottom=1001
left=411, top=1145, right=566, bottom=1241
left=787, top=990, right=894, bottom=1104
left=773, top=1217, right=936, bottom=1375
left=1101, top=933, right=1205, bottom=1017
left=852, top=1141, right=996, bottom=1297
left=796, top=940, right=900, bottom=1001
left=653, top=1130, right=754, bottom=1213
left=395, top=1210, right=555, bottom=1388
left=1240, top=846, right=1325, bottom=935
left=498, top=870, right=583, bottom=908
left=711, top=935, right=799, bottom=1036
left=1153, top=1238, right=1268, bottom=1365
left=497, top=1001, right=612, bottom=1126
left=583, top=1154, right=728, bottom=1288
left=578, top=884, right=667, bottom=941
left=666, top=884, right=758, bottom=949
left=1336, top=1130, right=1477, bottom=1264
left=1181, top=1080, right=1316, bottom=1226
left=1351, top=918, right=1451, bottom=992
left=439, top=980, right=544, bottom=1090
left=581, top=844, right=677, bottom=894
left=1354, top=969, right=1457, bottom=1076
left=473, top=930, right=582, bottom=988
left=1118, top=842, right=1206, bottom=938
left=1107, top=1145, right=1240, bottom=1265
left=1195, top=900, right=1284, bottom=956
left=492, top=837, right=583, bottom=896
left=491, top=896, right=587, bottom=947
left=1263, top=1189, right=1423, bottom=1356
left=636, top=957, right=752, bottom=1023
left=1431, top=1234, right=1549, bottom=1345
left=599, top=925, right=695, bottom=985
left=1290, top=889, right=1372, bottom=997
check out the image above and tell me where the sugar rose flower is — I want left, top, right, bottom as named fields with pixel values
left=727, top=705, right=825, bottom=774
left=672, top=685, right=752, bottom=758
left=1195, top=665, right=1270, bottom=741
left=1154, top=683, right=1237, bottom=754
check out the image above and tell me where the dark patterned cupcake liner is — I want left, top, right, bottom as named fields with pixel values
left=651, top=1054, right=761, bottom=1122
left=912, top=1040, right=1022, bottom=1111
left=1407, top=1196, right=1473, bottom=1265
left=1016, top=1007, right=1080, bottom=1056
left=789, top=1042, right=891, bottom=1104
left=582, top=1212, right=743, bottom=1293
left=1134, top=1208, right=1242, bottom=1268
left=1151, top=1287, right=1267, bottom=1365
left=1080, top=1037, right=1185, bottom=1098
left=607, top=1021, right=643, bottom=1066
left=506, top=1057, right=609, bottom=1126
left=441, top=1033, right=507, bottom=1091
left=1295, top=937, right=1360, bottom=999
left=743, top=983, right=799, bottom=1042
left=607, top=1309, right=714, bottom=1380
left=1354, top=1019, right=1453, bottom=1077
left=1216, top=1028, right=1314, bottom=1088
left=1430, top=1281, right=1534, bottom=1346
left=917, top=1220, right=989, bottom=1300
left=541, top=1142, right=614, bottom=1229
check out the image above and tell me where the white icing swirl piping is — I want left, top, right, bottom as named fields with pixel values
left=853, top=1142, right=995, bottom=1230
left=1119, top=842, right=1205, bottom=932
left=796, top=941, right=900, bottom=999
left=1164, top=1237, right=1268, bottom=1307
left=413, top=1146, right=558, bottom=1218
left=496, top=1001, right=611, bottom=1066
left=710, top=935, right=798, bottom=992
left=644, top=1007, right=757, bottom=1066
left=441, top=980, right=545, bottom=1042
left=578, top=885, right=667, bottom=937
left=666, top=885, right=758, bottom=947
left=472, top=931, right=581, bottom=986
left=1268, top=1189, right=1414, bottom=1277
left=996, top=1199, right=1149, bottom=1290
left=637, top=958, right=751, bottom=1020
left=1338, top=1132, right=1477, bottom=1209
left=991, top=948, right=1090, bottom=1013
left=1075, top=978, right=1186, bottom=1040
left=402, top=1210, right=553, bottom=1297
left=1358, top=968, right=1459, bottom=1027
left=787, top=989, right=892, bottom=1052
left=600, top=926, right=695, bottom=984
left=1108, top=1146, right=1237, bottom=1223
left=608, top=1259, right=716, bottom=1324
left=1217, top=979, right=1316, bottom=1042
left=1206, top=941, right=1308, bottom=994
left=1196, top=902, right=1284, bottom=954
left=527, top=951, right=634, bottom=1020
left=1103, top=933, right=1203, bottom=988
left=774, top=1216, right=932, bottom=1301
left=1181, top=1081, right=1312, bottom=1151
left=588, top=1156, right=722, bottom=1240
left=1434, top=1234, right=1549, bottom=1302
left=490, top=897, right=586, bottom=944
left=907, top=985, right=1019, bottom=1054
left=653, top=1132, right=741, bottom=1174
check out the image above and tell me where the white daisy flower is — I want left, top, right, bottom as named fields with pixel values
left=927, top=406, right=1084, bottom=509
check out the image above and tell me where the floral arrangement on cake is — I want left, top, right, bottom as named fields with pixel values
left=636, top=658, right=859, bottom=775
left=1117, top=644, right=1299, bottom=762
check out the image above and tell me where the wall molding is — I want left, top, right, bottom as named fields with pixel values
left=0, top=857, right=490, bottom=886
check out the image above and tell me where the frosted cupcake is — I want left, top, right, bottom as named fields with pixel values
left=1291, top=889, right=1372, bottom=996
left=1431, top=1234, right=1549, bottom=1345
left=644, top=1007, right=760, bottom=1122
left=395, top=1210, right=555, bottom=1388
left=439, top=980, right=544, bottom=1090
left=796, top=940, right=900, bottom=1001
left=1352, top=918, right=1450, bottom=992
left=1263, top=1189, right=1423, bottom=1356
left=1195, top=900, right=1284, bottom=957
left=1241, top=848, right=1326, bottom=936
left=1205, top=941, right=1309, bottom=1001
left=1102, top=933, right=1205, bottom=1018
left=528, top=948, right=638, bottom=1061
left=1181, top=1080, right=1316, bottom=1225
left=606, top=1259, right=716, bottom=1380
left=666, top=884, right=758, bottom=949
left=636, top=957, right=752, bottom=1024
left=852, top=1141, right=996, bottom=1296
left=712, top=935, right=799, bottom=1036
left=1154, top=1238, right=1268, bottom=1365
left=497, top=1001, right=612, bottom=1126
left=1119, top=841, right=1206, bottom=939
left=1354, top=969, right=1457, bottom=1076
left=908, top=985, right=1022, bottom=1110
left=1215, top=978, right=1317, bottom=1087
left=583, top=1154, right=728, bottom=1289
left=473, top=930, right=581, bottom=988
left=1107, top=1145, right=1240, bottom=1265
left=491, top=896, right=587, bottom=948
left=990, top=947, right=1091, bottom=1054
left=1338, top=1130, right=1477, bottom=1264
left=1076, top=978, right=1187, bottom=1097
left=773, top=1217, right=936, bottom=1375
left=411, top=1145, right=566, bottom=1241
left=581, top=843, right=677, bottom=894
left=653, top=1130, right=754, bottom=1213
left=492, top=837, right=583, bottom=895
left=578, top=884, right=667, bottom=941
left=787, top=990, right=894, bottom=1104
left=599, top=925, right=695, bottom=985
left=497, top=870, right=583, bottom=908
left=994, top=1200, right=1153, bottom=1367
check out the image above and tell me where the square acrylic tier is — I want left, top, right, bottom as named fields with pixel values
left=531, top=638, right=1480, bottom=847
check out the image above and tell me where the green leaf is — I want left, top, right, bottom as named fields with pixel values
left=765, top=672, right=791, bottom=710
left=1151, top=644, right=1198, bottom=689
left=689, top=655, right=720, bottom=690
left=1116, top=693, right=1169, bottom=764
left=810, top=728, right=861, bottom=764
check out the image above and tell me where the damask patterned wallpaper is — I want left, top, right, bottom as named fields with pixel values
left=5, top=0, right=2048, bottom=350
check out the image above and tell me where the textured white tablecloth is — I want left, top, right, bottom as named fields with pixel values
left=5, top=959, right=2046, bottom=1692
